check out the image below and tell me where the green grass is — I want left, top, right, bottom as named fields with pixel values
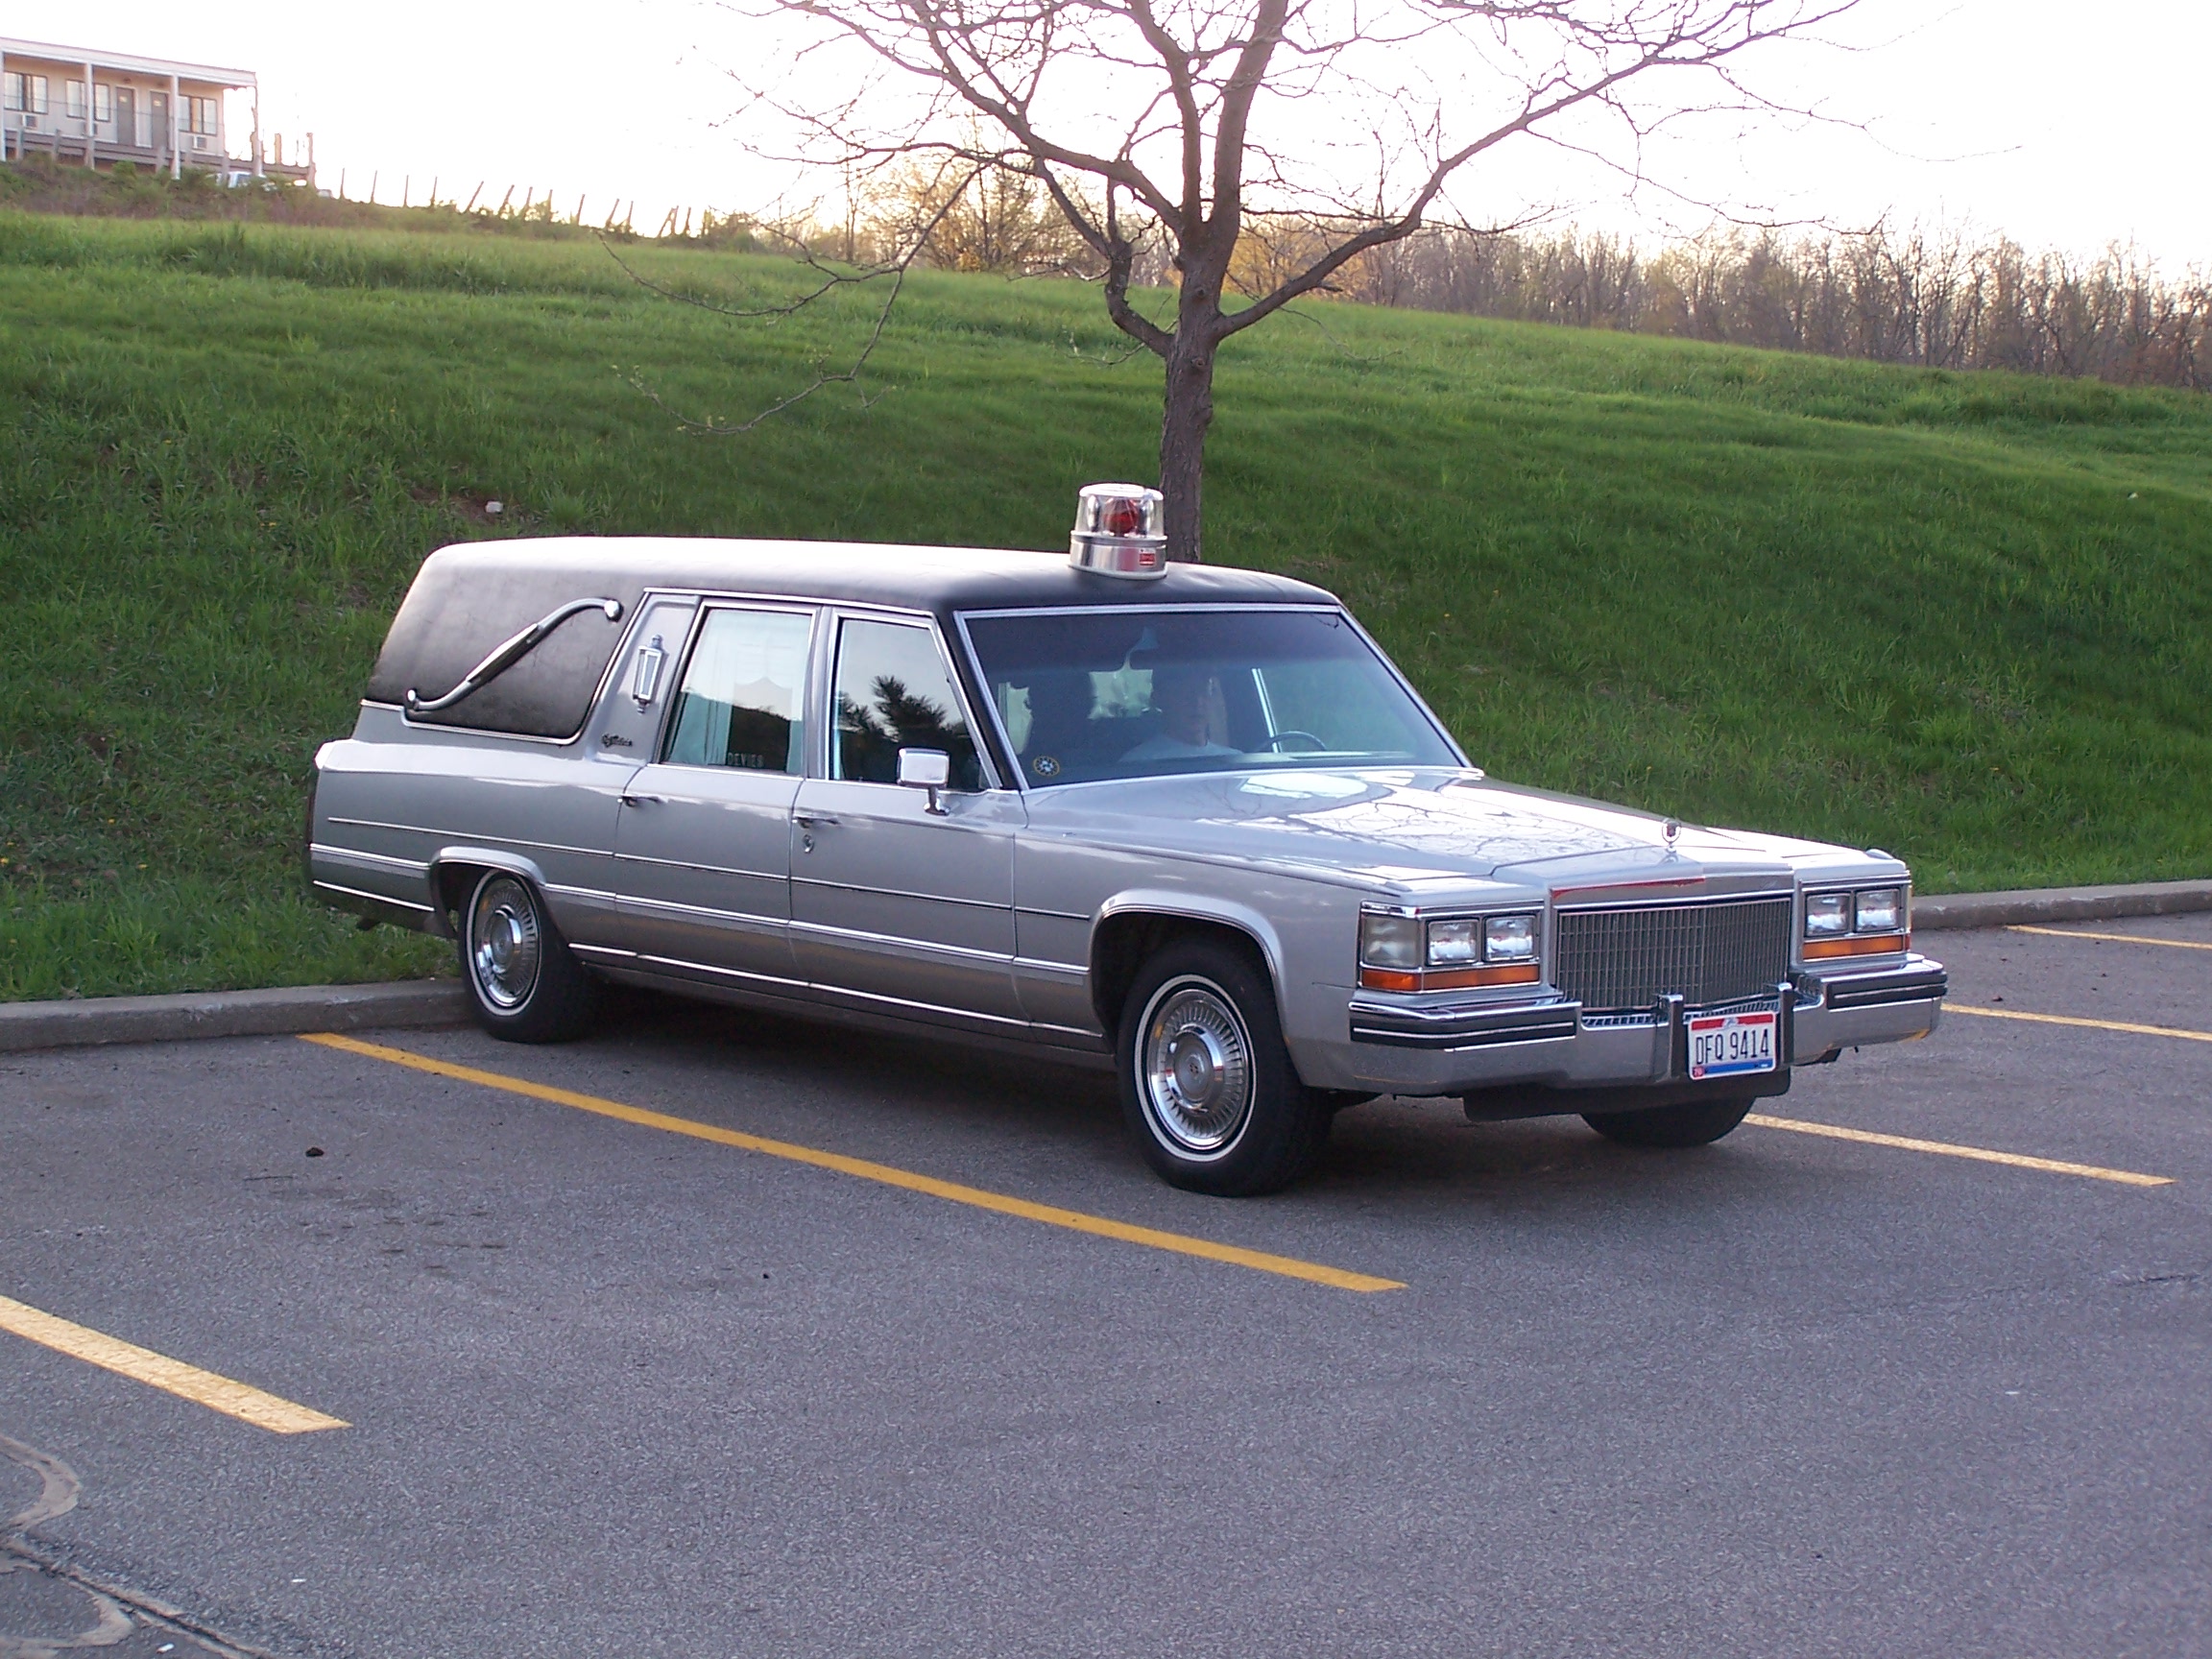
left=2, top=215, right=2208, bottom=999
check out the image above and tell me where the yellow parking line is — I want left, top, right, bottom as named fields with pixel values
left=1950, top=1003, right=2212, bottom=1045
left=0, top=1294, right=349, bottom=1434
left=1743, top=1116, right=2170, bottom=1187
left=2008, top=925, right=2212, bottom=951
left=300, top=1033, right=1404, bottom=1294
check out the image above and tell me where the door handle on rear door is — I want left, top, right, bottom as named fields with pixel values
left=619, top=792, right=662, bottom=807
left=793, top=812, right=839, bottom=828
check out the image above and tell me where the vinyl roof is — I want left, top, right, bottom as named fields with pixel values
left=405, top=535, right=1334, bottom=614
left=364, top=536, right=1338, bottom=739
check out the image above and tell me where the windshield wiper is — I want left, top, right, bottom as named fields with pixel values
left=405, top=596, right=624, bottom=715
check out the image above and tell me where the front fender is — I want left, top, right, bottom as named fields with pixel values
left=1093, top=889, right=1294, bottom=1032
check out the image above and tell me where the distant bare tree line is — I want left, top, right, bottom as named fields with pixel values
left=1327, top=225, right=2209, bottom=389
left=830, top=165, right=2207, bottom=391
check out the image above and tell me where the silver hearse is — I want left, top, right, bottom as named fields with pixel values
left=309, top=486, right=1945, bottom=1194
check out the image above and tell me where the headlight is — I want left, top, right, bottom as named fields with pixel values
left=1802, top=883, right=1911, bottom=958
left=1804, top=892, right=1853, bottom=937
left=1854, top=888, right=1903, bottom=933
left=1426, top=919, right=1479, bottom=965
left=1359, top=912, right=1423, bottom=969
left=1483, top=914, right=1538, bottom=961
left=1361, top=907, right=1543, bottom=991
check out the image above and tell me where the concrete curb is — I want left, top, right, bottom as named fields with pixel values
left=2, top=877, right=2207, bottom=1054
left=0, top=980, right=469, bottom=1055
left=1912, top=878, right=2212, bottom=931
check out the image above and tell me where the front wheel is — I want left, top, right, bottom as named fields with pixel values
left=1583, top=1094, right=1755, bottom=1148
left=1118, top=939, right=1329, bottom=1196
left=459, top=870, right=600, bottom=1043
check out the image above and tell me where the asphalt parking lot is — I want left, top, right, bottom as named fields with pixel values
left=4, top=917, right=2209, bottom=1659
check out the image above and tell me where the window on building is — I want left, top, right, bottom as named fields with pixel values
left=65, top=80, right=84, bottom=119
left=93, top=84, right=112, bottom=124
left=6, top=74, right=52, bottom=121
left=195, top=96, right=220, bottom=134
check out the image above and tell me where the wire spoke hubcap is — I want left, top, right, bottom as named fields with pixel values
left=1141, top=978, right=1254, bottom=1157
left=470, top=878, right=542, bottom=1010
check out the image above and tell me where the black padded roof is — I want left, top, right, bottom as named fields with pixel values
left=365, top=536, right=1337, bottom=739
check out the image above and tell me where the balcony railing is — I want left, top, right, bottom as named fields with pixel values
left=1, top=124, right=308, bottom=182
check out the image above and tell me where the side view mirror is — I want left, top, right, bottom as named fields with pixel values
left=897, top=747, right=951, bottom=815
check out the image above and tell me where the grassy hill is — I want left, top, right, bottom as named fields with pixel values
left=3, top=214, right=2208, bottom=999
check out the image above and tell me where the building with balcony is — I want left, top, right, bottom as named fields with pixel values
left=0, top=36, right=308, bottom=182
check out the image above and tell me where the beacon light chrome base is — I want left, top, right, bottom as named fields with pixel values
left=1068, top=482, right=1168, bottom=578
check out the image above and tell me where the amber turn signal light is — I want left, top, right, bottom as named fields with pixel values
left=1803, top=932, right=1909, bottom=960
left=1358, top=962, right=1543, bottom=993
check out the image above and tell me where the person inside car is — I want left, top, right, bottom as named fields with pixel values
left=1120, top=662, right=1238, bottom=762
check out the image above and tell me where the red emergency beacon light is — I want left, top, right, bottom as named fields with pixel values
left=1068, top=483, right=1168, bottom=578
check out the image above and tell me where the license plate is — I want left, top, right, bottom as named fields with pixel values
left=1687, top=1010, right=1778, bottom=1080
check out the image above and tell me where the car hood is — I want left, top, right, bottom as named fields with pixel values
left=1017, top=768, right=1826, bottom=893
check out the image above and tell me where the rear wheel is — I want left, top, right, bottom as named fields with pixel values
left=459, top=870, right=599, bottom=1043
left=1118, top=938, right=1329, bottom=1196
left=1583, top=1094, right=1755, bottom=1148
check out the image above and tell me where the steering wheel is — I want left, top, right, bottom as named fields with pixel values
left=1263, top=731, right=1329, bottom=754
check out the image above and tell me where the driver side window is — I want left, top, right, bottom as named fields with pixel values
left=830, top=617, right=984, bottom=790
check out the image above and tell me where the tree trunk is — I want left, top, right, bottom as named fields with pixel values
left=1158, top=321, right=1218, bottom=563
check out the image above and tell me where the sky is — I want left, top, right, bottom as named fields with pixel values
left=27, top=0, right=2212, bottom=266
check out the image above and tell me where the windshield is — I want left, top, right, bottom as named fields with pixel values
left=963, top=607, right=1461, bottom=787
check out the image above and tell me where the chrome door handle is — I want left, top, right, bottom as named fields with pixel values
left=619, top=793, right=662, bottom=807
left=793, top=812, right=839, bottom=828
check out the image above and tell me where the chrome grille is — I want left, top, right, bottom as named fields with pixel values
left=1553, top=896, right=1792, bottom=1012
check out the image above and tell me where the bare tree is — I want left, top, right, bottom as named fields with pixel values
left=724, top=0, right=1861, bottom=560
left=871, top=149, right=1104, bottom=273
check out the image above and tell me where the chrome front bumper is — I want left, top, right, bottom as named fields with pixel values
left=1791, top=956, right=1949, bottom=1055
left=1318, top=953, right=1946, bottom=1098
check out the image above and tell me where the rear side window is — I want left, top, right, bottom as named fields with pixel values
left=663, top=608, right=811, bottom=772
left=830, top=617, right=983, bottom=789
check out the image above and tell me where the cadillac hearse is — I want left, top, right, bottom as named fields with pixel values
left=308, top=486, right=1946, bottom=1194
